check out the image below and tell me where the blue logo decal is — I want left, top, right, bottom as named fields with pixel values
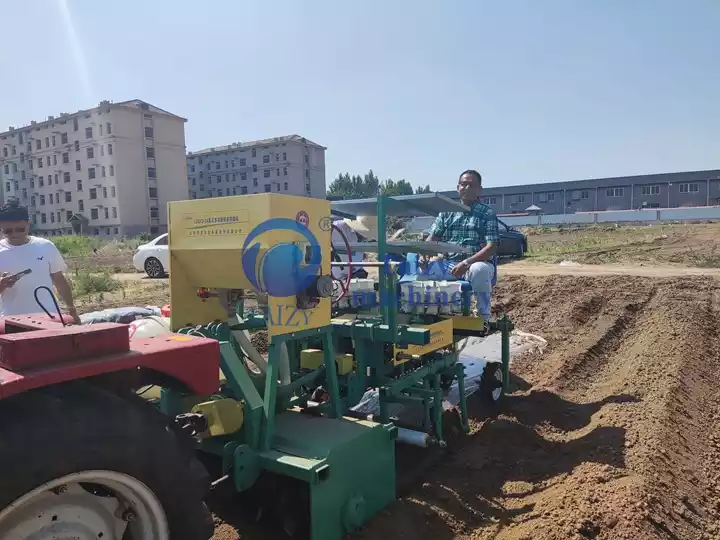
left=241, top=218, right=322, bottom=297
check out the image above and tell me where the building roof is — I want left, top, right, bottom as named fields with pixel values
left=0, top=99, right=186, bottom=137
left=187, top=134, right=326, bottom=156
left=439, top=169, right=720, bottom=198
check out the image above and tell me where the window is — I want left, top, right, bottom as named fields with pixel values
left=91, top=208, right=98, bottom=220
left=87, top=146, right=94, bottom=159
left=513, top=195, right=525, bottom=204
left=63, top=172, right=70, bottom=183
left=147, top=167, right=156, bottom=179
left=73, top=118, right=78, bottom=131
left=146, top=147, right=155, bottom=159
left=283, top=167, right=288, bottom=176
left=482, top=197, right=497, bottom=205
left=276, top=168, right=280, bottom=177
left=547, top=193, right=555, bottom=201
left=39, top=176, right=44, bottom=187
left=264, top=169, right=271, bottom=178
left=50, top=213, right=55, bottom=224
left=62, top=152, right=69, bottom=164
left=103, top=187, right=107, bottom=198
left=284, top=182, right=288, bottom=191
left=74, top=140, right=80, bottom=151
left=252, top=149, right=256, bottom=157
left=89, top=188, right=97, bottom=200
left=85, top=127, right=92, bottom=139
left=41, top=213, right=46, bottom=224
left=53, top=155, right=57, bottom=166
left=78, top=200, right=84, bottom=211
left=37, top=158, right=43, bottom=168
left=305, top=169, right=310, bottom=179
left=112, top=207, right=117, bottom=218
left=275, top=153, right=280, bottom=161
left=215, top=162, right=220, bottom=170
left=150, top=207, right=160, bottom=219
left=111, top=186, right=116, bottom=197
left=239, top=158, right=246, bottom=166
left=252, top=164, right=257, bottom=172
left=264, top=184, right=271, bottom=192
left=149, top=187, right=158, bottom=198
left=106, top=122, right=112, bottom=135
left=606, top=187, right=624, bottom=198
left=100, top=145, right=104, bottom=156
left=101, top=166, right=106, bottom=177
left=225, top=161, right=229, bottom=168
left=77, top=179, right=83, bottom=191
left=263, top=155, right=270, bottom=164
left=642, top=185, right=660, bottom=196
left=305, top=183, right=310, bottom=192
left=679, top=183, right=699, bottom=193
left=46, top=156, right=51, bottom=167
left=40, top=195, right=45, bottom=205
left=36, top=139, right=42, bottom=150
left=49, top=194, right=54, bottom=204
left=65, top=192, right=72, bottom=202
left=107, top=143, right=112, bottom=155
left=253, top=178, right=258, bottom=186
left=104, top=207, right=109, bottom=219
left=240, top=172, right=247, bottom=181
left=45, top=137, right=49, bottom=147
left=76, top=159, right=81, bottom=171
left=88, top=167, right=96, bottom=179
left=109, top=165, right=114, bottom=176
left=67, top=211, right=73, bottom=221
left=241, top=186, right=248, bottom=194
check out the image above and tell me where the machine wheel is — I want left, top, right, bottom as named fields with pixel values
left=479, top=362, right=504, bottom=404
left=144, top=257, right=166, bottom=278
left=514, top=241, right=525, bottom=259
left=0, top=381, right=213, bottom=540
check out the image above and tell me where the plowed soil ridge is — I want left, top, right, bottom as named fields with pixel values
left=348, top=275, right=720, bottom=540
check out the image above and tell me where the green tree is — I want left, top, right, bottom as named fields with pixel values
left=327, top=170, right=380, bottom=198
left=381, top=178, right=413, bottom=196
left=415, top=184, right=432, bottom=194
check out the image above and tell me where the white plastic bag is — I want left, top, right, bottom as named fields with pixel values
left=128, top=316, right=172, bottom=340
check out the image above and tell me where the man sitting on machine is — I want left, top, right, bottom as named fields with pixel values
left=423, top=169, right=499, bottom=322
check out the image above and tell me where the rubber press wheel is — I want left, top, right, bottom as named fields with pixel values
left=145, top=256, right=166, bottom=278
left=0, top=381, right=213, bottom=540
left=479, top=362, right=505, bottom=404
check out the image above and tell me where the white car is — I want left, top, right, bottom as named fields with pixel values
left=132, top=233, right=169, bottom=278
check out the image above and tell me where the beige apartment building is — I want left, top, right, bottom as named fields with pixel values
left=186, top=135, right=326, bottom=200
left=0, top=99, right=188, bottom=237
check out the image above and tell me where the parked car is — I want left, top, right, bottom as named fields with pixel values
left=496, top=219, right=528, bottom=258
left=132, top=233, right=169, bottom=278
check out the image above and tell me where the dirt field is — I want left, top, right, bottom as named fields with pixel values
left=66, top=224, right=720, bottom=540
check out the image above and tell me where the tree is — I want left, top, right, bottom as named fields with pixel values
left=415, top=185, right=432, bottom=194
left=381, top=178, right=413, bottom=196
left=327, top=170, right=380, bottom=198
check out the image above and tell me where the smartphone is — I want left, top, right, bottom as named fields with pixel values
left=9, top=268, right=32, bottom=279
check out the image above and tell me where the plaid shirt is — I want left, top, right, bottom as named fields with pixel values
left=428, top=200, right=500, bottom=261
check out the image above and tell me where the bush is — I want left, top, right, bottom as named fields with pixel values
left=72, top=271, right=122, bottom=296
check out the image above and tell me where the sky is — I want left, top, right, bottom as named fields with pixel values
left=1, top=0, right=718, bottom=192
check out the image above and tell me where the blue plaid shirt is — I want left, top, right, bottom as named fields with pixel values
left=428, top=200, right=500, bottom=262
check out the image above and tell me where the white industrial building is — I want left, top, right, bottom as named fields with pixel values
left=0, top=99, right=189, bottom=237
left=186, top=135, right=326, bottom=200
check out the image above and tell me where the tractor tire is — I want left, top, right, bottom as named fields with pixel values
left=478, top=362, right=504, bottom=404
left=145, top=256, right=166, bottom=278
left=0, top=381, right=213, bottom=540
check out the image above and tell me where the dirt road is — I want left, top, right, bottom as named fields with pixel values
left=500, top=261, right=720, bottom=279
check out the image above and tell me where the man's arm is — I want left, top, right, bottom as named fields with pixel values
left=425, top=214, right=445, bottom=242
left=465, top=212, right=499, bottom=264
left=47, top=243, right=80, bottom=324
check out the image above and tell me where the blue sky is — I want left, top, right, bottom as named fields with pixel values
left=1, top=0, right=718, bottom=191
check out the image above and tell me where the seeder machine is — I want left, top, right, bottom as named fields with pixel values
left=161, top=191, right=514, bottom=539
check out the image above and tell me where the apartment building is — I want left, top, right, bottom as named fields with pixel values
left=0, top=99, right=188, bottom=237
left=187, top=135, right=326, bottom=200
left=440, top=169, right=720, bottom=214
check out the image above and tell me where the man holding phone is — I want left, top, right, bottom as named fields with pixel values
left=0, top=199, right=80, bottom=324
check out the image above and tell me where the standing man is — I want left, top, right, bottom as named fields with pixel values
left=425, top=169, right=499, bottom=321
left=0, top=199, right=80, bottom=323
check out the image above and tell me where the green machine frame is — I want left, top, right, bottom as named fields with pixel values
left=156, top=192, right=514, bottom=540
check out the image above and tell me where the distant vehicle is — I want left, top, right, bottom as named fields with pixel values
left=496, top=219, right=528, bottom=258
left=404, top=217, right=528, bottom=259
left=132, top=233, right=169, bottom=278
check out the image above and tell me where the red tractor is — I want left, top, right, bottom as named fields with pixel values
left=0, top=313, right=221, bottom=540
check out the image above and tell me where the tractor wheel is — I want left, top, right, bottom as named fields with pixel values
left=145, top=256, right=166, bottom=278
left=0, top=381, right=213, bottom=540
left=479, top=362, right=504, bottom=404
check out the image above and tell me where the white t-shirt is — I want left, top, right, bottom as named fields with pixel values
left=331, top=221, right=365, bottom=280
left=0, top=236, right=68, bottom=316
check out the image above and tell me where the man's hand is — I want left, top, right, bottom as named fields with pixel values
left=451, top=260, right=470, bottom=278
left=0, top=272, right=22, bottom=293
left=65, top=306, right=81, bottom=325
